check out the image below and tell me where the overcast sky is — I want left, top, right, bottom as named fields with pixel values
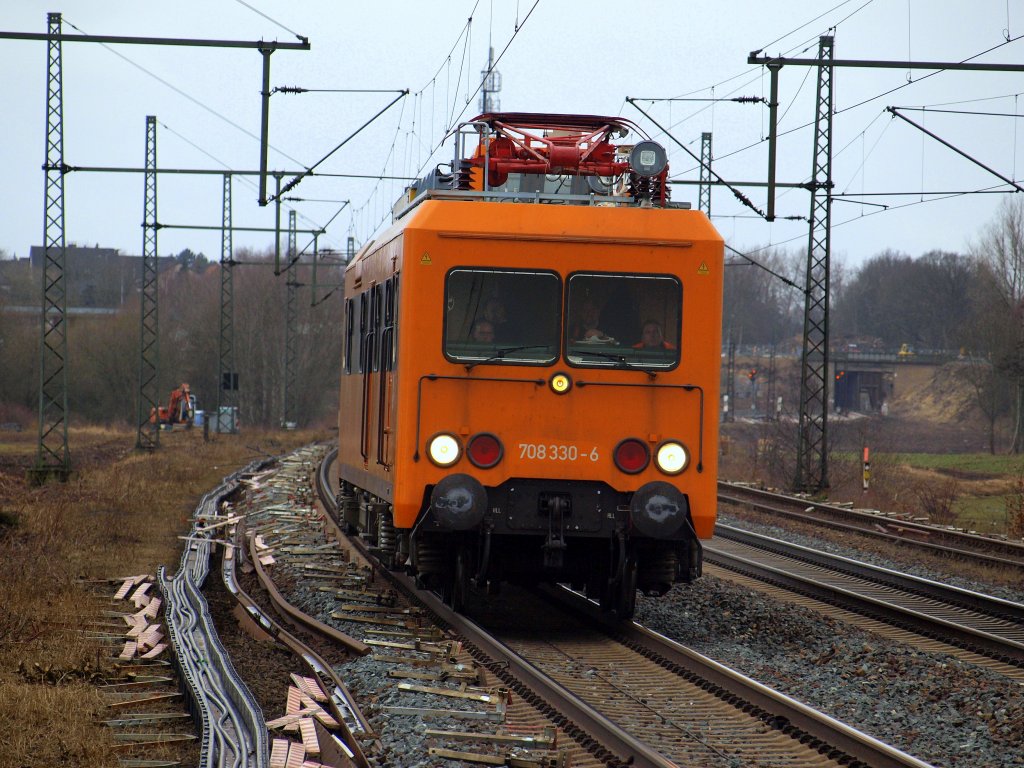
left=3, top=1, right=1024, bottom=271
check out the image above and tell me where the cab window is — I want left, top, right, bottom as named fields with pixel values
left=444, top=268, right=561, bottom=365
left=566, top=272, right=681, bottom=369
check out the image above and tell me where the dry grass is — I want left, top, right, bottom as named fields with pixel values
left=0, top=424, right=329, bottom=767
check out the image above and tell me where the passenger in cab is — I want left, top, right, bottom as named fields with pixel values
left=482, top=298, right=510, bottom=341
left=633, top=321, right=676, bottom=350
left=470, top=319, right=496, bottom=343
left=570, top=299, right=607, bottom=341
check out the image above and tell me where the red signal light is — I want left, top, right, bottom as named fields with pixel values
left=613, top=438, right=650, bottom=474
left=467, top=433, right=503, bottom=468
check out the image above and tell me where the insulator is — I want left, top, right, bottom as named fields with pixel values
left=652, top=174, right=670, bottom=207
left=629, top=173, right=651, bottom=204
left=456, top=159, right=474, bottom=190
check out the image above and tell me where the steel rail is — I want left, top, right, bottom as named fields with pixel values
left=546, top=587, right=937, bottom=768
left=719, top=481, right=1024, bottom=569
left=706, top=532, right=1024, bottom=666
left=244, top=530, right=372, bottom=658
left=318, top=448, right=932, bottom=768
left=315, top=448, right=677, bottom=768
left=238, top=532, right=377, bottom=760
left=716, top=523, right=1024, bottom=623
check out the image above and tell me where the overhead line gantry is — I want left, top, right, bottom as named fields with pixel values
left=2, top=14, right=309, bottom=476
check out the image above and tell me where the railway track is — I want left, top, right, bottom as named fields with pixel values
left=144, top=443, right=952, bottom=767
left=707, top=524, right=1024, bottom=671
left=718, top=480, right=1024, bottom=570
left=312, top=448, right=934, bottom=767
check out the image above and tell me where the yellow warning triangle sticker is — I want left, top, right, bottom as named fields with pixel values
left=697, top=261, right=709, bottom=275
left=420, top=253, right=432, bottom=265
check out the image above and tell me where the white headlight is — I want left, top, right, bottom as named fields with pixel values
left=655, top=441, right=688, bottom=474
left=428, top=434, right=461, bottom=467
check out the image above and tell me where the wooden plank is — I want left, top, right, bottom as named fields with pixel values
left=299, top=718, right=319, bottom=755
left=103, top=712, right=191, bottom=727
left=112, top=733, right=197, bottom=743
left=396, top=683, right=495, bottom=702
left=118, top=641, right=137, bottom=660
left=114, top=578, right=135, bottom=600
left=382, top=706, right=505, bottom=723
left=422, top=727, right=555, bottom=747
left=142, top=598, right=162, bottom=619
left=266, top=710, right=315, bottom=731
left=270, top=738, right=289, bottom=768
left=138, top=627, right=164, bottom=652
left=285, top=741, right=306, bottom=768
left=286, top=686, right=303, bottom=715
left=140, top=643, right=167, bottom=659
left=289, top=673, right=327, bottom=702
left=129, top=582, right=153, bottom=608
left=428, top=748, right=506, bottom=765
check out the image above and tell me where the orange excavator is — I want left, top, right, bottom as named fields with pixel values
left=150, top=383, right=195, bottom=428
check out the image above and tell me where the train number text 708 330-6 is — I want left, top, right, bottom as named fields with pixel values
left=518, top=443, right=599, bottom=462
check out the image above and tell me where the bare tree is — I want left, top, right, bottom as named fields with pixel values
left=970, top=197, right=1024, bottom=452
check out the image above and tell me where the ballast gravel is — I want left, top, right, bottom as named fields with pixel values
left=635, top=513, right=1024, bottom=768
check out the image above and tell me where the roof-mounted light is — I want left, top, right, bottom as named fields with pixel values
left=629, top=140, right=668, bottom=177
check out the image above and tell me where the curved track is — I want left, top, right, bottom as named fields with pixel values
left=317, top=448, right=935, bottom=768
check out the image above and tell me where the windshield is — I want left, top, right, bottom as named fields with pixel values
left=566, top=272, right=681, bottom=369
left=444, top=268, right=561, bottom=365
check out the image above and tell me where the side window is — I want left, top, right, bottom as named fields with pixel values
left=382, top=275, right=398, bottom=372
left=358, top=293, right=368, bottom=373
left=344, top=298, right=354, bottom=374
left=370, top=284, right=383, bottom=373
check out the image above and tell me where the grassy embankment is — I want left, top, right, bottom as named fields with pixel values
left=0, top=425, right=329, bottom=767
left=833, top=451, right=1024, bottom=536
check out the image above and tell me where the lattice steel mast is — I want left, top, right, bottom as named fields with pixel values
left=698, top=132, right=712, bottom=216
left=136, top=116, right=160, bottom=450
left=217, top=173, right=238, bottom=431
left=283, top=210, right=298, bottom=427
left=795, top=36, right=834, bottom=492
left=31, top=12, right=71, bottom=481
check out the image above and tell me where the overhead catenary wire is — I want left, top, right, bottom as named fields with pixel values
left=61, top=18, right=310, bottom=170
left=628, top=98, right=775, bottom=221
left=231, top=0, right=306, bottom=42
left=669, top=25, right=1024, bottom=187
left=269, top=90, right=409, bottom=203
left=57, top=17, right=362, bottom=253
left=351, top=0, right=542, bottom=243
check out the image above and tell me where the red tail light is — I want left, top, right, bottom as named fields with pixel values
left=613, top=438, right=650, bottom=474
left=467, top=432, right=503, bottom=468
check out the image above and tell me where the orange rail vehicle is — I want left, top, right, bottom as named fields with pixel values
left=338, top=113, right=723, bottom=618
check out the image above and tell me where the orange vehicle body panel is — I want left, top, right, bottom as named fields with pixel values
left=339, top=199, right=723, bottom=539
